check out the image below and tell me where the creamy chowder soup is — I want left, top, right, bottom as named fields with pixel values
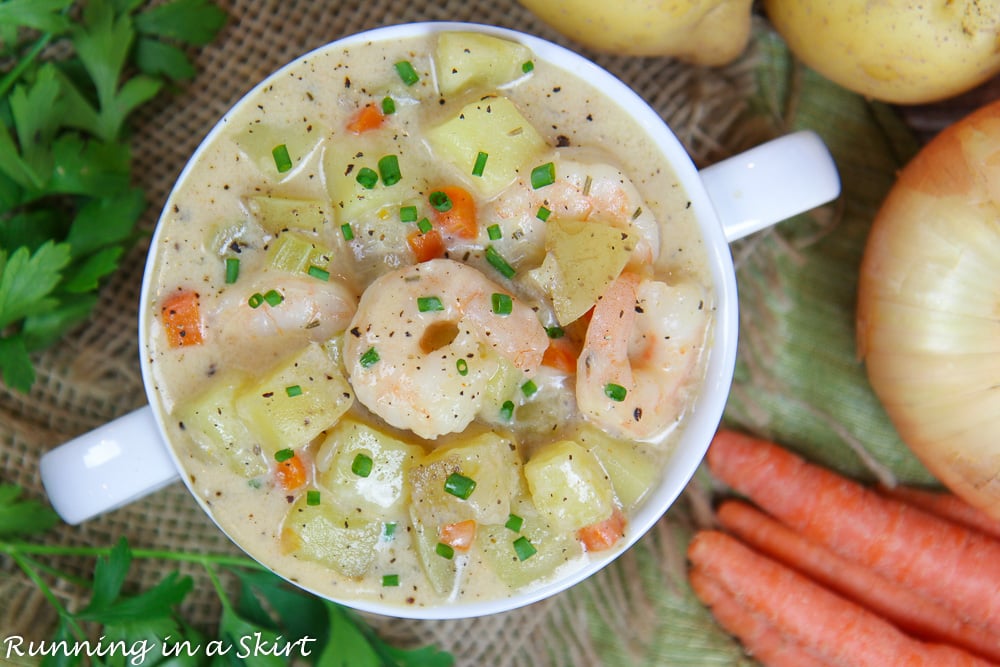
left=145, top=29, right=713, bottom=611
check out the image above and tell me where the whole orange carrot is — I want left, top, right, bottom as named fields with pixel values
left=688, top=567, right=832, bottom=667
left=688, top=531, right=995, bottom=667
left=716, top=499, right=1000, bottom=662
left=707, top=430, right=1000, bottom=634
left=878, top=485, right=1000, bottom=542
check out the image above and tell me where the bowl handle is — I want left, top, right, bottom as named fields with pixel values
left=700, top=130, right=841, bottom=243
left=40, top=406, right=179, bottom=525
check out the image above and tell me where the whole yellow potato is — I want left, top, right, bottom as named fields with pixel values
left=765, top=0, right=1000, bottom=104
left=516, top=0, right=753, bottom=66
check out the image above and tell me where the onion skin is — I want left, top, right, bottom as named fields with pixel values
left=857, top=100, right=1000, bottom=519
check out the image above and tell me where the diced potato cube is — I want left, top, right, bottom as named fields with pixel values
left=409, top=505, right=464, bottom=596
left=479, top=496, right=583, bottom=589
left=434, top=32, right=533, bottom=97
left=479, top=356, right=522, bottom=423
left=232, top=122, right=325, bottom=181
left=425, top=96, right=546, bottom=199
left=234, top=342, right=354, bottom=455
left=281, top=494, right=380, bottom=578
left=247, top=196, right=336, bottom=234
left=323, top=134, right=423, bottom=221
left=529, top=217, right=633, bottom=326
left=267, top=232, right=335, bottom=275
left=524, top=440, right=615, bottom=531
left=174, top=372, right=267, bottom=478
left=314, top=418, right=424, bottom=519
left=409, top=431, right=521, bottom=527
left=571, top=425, right=657, bottom=509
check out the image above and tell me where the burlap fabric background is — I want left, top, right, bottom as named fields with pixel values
left=1, top=1, right=772, bottom=664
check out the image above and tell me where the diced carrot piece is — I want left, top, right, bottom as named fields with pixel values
left=407, top=228, right=445, bottom=262
left=439, top=519, right=477, bottom=552
left=542, top=337, right=579, bottom=374
left=346, top=103, right=384, bottom=134
left=275, top=452, right=308, bottom=492
left=577, top=507, right=626, bottom=551
left=160, top=289, right=203, bottom=348
left=430, top=186, right=477, bottom=239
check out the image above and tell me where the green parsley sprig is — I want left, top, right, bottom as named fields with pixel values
left=0, top=0, right=228, bottom=392
left=0, top=485, right=455, bottom=666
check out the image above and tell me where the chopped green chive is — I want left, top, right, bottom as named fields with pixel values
left=435, top=542, right=455, bottom=559
left=513, top=536, right=537, bottom=561
left=530, top=162, right=556, bottom=189
left=536, top=206, right=552, bottom=222
left=263, top=289, right=283, bottom=307
left=485, top=245, right=516, bottom=279
left=382, top=574, right=400, bottom=587
left=248, top=292, right=264, bottom=308
left=417, top=218, right=433, bottom=234
left=521, top=380, right=538, bottom=397
left=351, top=453, right=374, bottom=478
left=225, top=257, right=240, bottom=284
left=429, top=190, right=452, bottom=212
left=491, top=292, right=513, bottom=315
left=456, top=358, right=469, bottom=376
left=340, top=223, right=355, bottom=241
left=546, top=326, right=565, bottom=339
left=472, top=151, right=489, bottom=177
left=378, top=154, right=402, bottom=186
left=285, top=384, right=302, bottom=397
left=272, top=144, right=292, bottom=173
left=604, top=383, right=628, bottom=402
left=308, top=265, right=330, bottom=281
left=275, top=448, right=295, bottom=462
left=505, top=513, right=524, bottom=532
left=356, top=166, right=378, bottom=189
left=417, top=296, right=444, bottom=312
left=360, top=347, right=380, bottom=368
left=381, top=96, right=396, bottom=115
left=444, top=472, right=476, bottom=500
left=487, top=224, right=502, bottom=241
left=521, top=60, right=535, bottom=73
left=394, top=60, right=419, bottom=86
left=400, top=205, right=418, bottom=222
left=499, top=400, right=515, bottom=422
left=306, top=490, right=321, bottom=506
left=383, top=522, right=397, bottom=539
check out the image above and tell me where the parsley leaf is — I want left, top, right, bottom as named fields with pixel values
left=0, top=241, right=72, bottom=329
left=0, top=484, right=59, bottom=537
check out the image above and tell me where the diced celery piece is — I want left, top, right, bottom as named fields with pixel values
left=281, top=494, right=380, bottom=577
left=314, top=418, right=424, bottom=519
left=232, top=122, right=325, bottom=180
left=234, top=342, right=353, bottom=455
left=409, top=431, right=521, bottom=526
left=426, top=96, right=546, bottom=199
left=529, top=217, right=633, bottom=326
left=571, top=425, right=657, bottom=509
left=524, top=440, right=615, bottom=531
left=247, top=196, right=335, bottom=234
left=479, top=356, right=522, bottom=423
left=434, top=32, right=533, bottom=97
left=479, top=496, right=582, bottom=589
left=267, top=232, right=334, bottom=275
left=174, top=372, right=267, bottom=478
left=323, top=134, right=423, bottom=221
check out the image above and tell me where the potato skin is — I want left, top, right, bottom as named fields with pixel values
left=764, top=0, right=1000, bottom=105
left=516, top=0, right=753, bottom=66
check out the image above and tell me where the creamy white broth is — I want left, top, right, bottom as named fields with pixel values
left=145, top=31, right=712, bottom=610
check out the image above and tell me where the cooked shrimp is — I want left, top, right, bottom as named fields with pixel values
left=481, top=150, right=660, bottom=269
left=343, top=258, right=549, bottom=439
left=577, top=272, right=709, bottom=441
left=214, top=272, right=358, bottom=348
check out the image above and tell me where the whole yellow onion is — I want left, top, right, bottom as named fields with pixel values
left=857, top=100, right=1000, bottom=519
